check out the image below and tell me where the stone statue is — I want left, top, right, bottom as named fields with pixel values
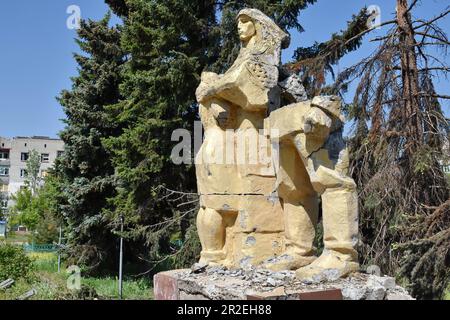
left=195, top=8, right=359, bottom=280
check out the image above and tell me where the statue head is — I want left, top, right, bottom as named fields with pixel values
left=234, top=9, right=290, bottom=111
left=237, top=14, right=257, bottom=42
left=237, top=9, right=290, bottom=51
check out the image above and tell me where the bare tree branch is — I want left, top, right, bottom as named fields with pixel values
left=418, top=67, right=450, bottom=72
left=345, top=20, right=397, bottom=46
left=418, top=93, right=450, bottom=100
left=413, top=9, right=450, bottom=30
left=415, top=31, right=450, bottom=45
left=407, top=0, right=420, bottom=13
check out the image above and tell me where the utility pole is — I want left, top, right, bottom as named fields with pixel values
left=57, top=226, right=62, bottom=273
left=118, top=214, right=124, bottom=300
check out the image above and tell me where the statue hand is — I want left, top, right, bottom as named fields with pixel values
left=196, top=72, right=221, bottom=103
left=196, top=82, right=216, bottom=103
left=201, top=72, right=220, bottom=83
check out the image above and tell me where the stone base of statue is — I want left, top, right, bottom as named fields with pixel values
left=153, top=267, right=413, bottom=300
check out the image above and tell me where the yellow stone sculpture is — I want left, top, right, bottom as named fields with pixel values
left=195, top=8, right=359, bottom=280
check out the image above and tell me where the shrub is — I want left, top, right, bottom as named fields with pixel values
left=33, top=211, right=59, bottom=244
left=0, top=245, right=35, bottom=281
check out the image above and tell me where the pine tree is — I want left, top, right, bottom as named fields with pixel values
left=103, top=0, right=219, bottom=264
left=56, top=14, right=125, bottom=272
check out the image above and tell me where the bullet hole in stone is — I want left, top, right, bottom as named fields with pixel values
left=246, top=236, right=256, bottom=246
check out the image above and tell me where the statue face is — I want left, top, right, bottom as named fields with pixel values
left=237, top=15, right=256, bottom=42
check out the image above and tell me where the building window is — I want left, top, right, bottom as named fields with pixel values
left=21, top=152, right=29, bottom=161
left=0, top=152, right=9, bottom=160
left=20, top=169, right=28, bottom=178
left=41, top=153, right=50, bottom=162
left=0, top=200, right=7, bottom=209
left=0, top=167, right=9, bottom=176
left=57, top=151, right=64, bottom=158
left=0, top=184, right=7, bottom=192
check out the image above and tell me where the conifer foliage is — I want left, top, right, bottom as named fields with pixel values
left=56, top=14, right=125, bottom=271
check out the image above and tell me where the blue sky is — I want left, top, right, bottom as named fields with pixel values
left=0, top=0, right=448, bottom=138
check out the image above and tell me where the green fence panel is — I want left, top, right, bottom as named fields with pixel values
left=23, top=244, right=58, bottom=252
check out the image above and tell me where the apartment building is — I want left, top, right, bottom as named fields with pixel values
left=0, top=136, right=64, bottom=218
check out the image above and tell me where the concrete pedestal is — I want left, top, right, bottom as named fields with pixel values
left=153, top=268, right=414, bottom=300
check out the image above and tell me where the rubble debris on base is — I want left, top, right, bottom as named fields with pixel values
left=156, top=266, right=414, bottom=300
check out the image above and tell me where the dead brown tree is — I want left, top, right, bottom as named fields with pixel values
left=331, top=0, right=449, bottom=299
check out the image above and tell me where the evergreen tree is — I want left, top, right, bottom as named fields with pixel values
left=103, top=0, right=219, bottom=264
left=56, top=14, right=125, bottom=272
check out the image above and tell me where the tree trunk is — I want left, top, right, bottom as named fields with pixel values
left=396, top=0, right=422, bottom=154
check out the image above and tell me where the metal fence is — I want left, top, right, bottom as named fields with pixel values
left=23, top=243, right=58, bottom=252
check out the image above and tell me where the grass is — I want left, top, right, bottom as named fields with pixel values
left=83, top=277, right=153, bottom=300
left=29, top=252, right=59, bottom=273
left=0, top=251, right=153, bottom=300
left=444, top=284, right=450, bottom=300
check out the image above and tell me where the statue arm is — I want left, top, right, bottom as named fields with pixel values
left=268, top=103, right=332, bottom=141
left=196, top=70, right=241, bottom=104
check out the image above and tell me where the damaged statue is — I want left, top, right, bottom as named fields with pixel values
left=195, top=8, right=359, bottom=280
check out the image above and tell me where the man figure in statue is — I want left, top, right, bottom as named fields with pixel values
left=264, top=96, right=360, bottom=279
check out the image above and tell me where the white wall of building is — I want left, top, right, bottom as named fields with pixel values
left=0, top=136, right=64, bottom=218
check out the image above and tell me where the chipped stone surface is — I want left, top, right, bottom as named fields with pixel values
left=279, top=74, right=308, bottom=103
left=366, top=284, right=386, bottom=300
left=154, top=268, right=414, bottom=300
left=367, top=275, right=396, bottom=290
left=366, top=265, right=382, bottom=276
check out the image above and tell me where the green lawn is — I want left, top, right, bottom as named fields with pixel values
left=444, top=285, right=450, bottom=301
left=0, top=251, right=153, bottom=300
left=82, top=276, right=152, bottom=300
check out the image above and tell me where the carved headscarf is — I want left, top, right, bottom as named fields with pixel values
left=231, top=9, right=290, bottom=105
left=237, top=8, right=290, bottom=65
